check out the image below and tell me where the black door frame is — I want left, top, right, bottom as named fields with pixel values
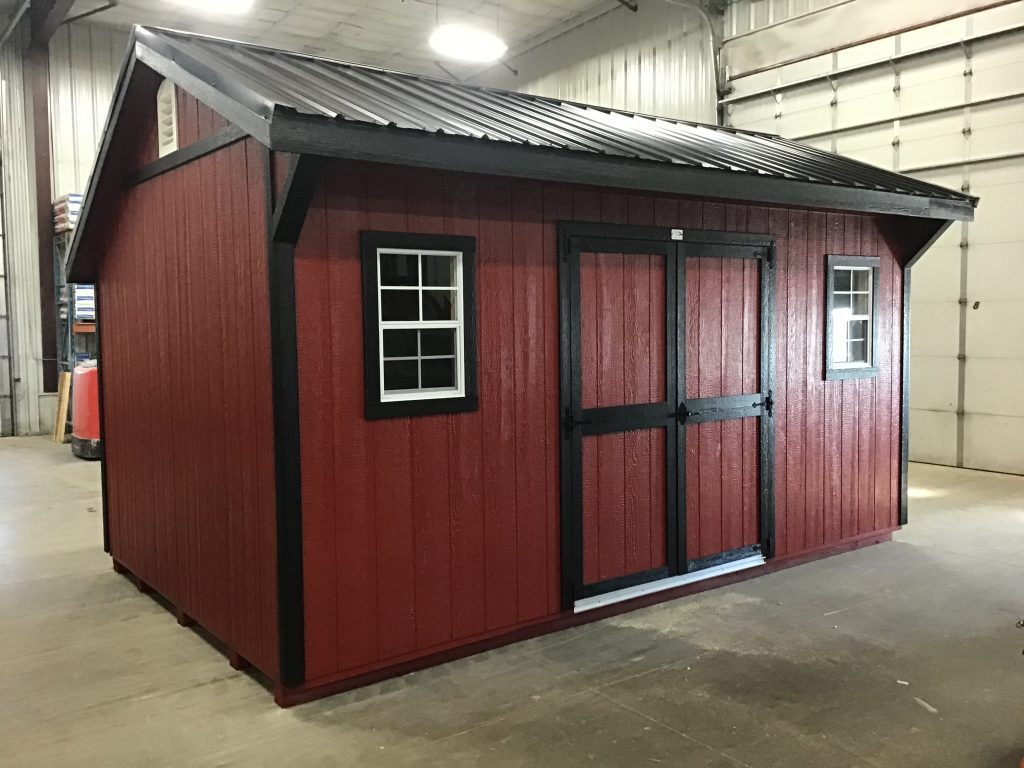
left=558, top=221, right=777, bottom=611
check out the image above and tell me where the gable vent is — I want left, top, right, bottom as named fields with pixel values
left=157, top=79, right=179, bottom=158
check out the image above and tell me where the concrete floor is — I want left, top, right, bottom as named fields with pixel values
left=2, top=437, right=1022, bottom=767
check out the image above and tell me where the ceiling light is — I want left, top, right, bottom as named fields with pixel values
left=172, top=0, right=254, bottom=14
left=429, top=23, right=508, bottom=63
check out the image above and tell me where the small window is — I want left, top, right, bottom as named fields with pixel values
left=156, top=79, right=179, bottom=158
left=825, top=255, right=881, bottom=380
left=361, top=231, right=478, bottom=419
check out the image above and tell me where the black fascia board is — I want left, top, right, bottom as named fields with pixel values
left=268, top=112, right=976, bottom=223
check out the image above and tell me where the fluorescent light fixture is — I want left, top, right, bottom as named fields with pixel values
left=429, top=23, right=507, bottom=63
left=172, top=0, right=254, bottom=14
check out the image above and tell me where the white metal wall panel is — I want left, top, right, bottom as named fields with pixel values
left=1, top=19, right=44, bottom=435
left=49, top=24, right=128, bottom=198
left=473, top=1, right=716, bottom=123
left=724, top=0, right=849, bottom=38
left=725, top=1, right=1024, bottom=473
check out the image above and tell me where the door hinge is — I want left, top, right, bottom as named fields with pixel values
left=762, top=390, right=775, bottom=418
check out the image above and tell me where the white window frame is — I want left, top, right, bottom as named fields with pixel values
left=377, top=247, right=466, bottom=403
left=825, top=255, right=881, bottom=381
left=830, top=265, right=873, bottom=369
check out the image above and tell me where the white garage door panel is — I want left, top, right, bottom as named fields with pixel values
left=965, top=243, right=1024, bottom=302
left=726, top=4, right=1024, bottom=474
left=910, top=409, right=958, bottom=466
left=909, top=301, right=960, bottom=358
left=898, top=112, right=965, bottom=169
left=910, top=355, right=959, bottom=412
left=968, top=180, right=1024, bottom=245
left=728, top=99, right=776, bottom=131
left=910, top=244, right=960, bottom=302
left=971, top=36, right=1024, bottom=102
left=898, top=50, right=965, bottom=116
left=964, top=357, right=1024, bottom=418
left=833, top=140, right=891, bottom=168
left=911, top=167, right=966, bottom=195
left=965, top=301, right=1024, bottom=359
left=963, top=414, right=1024, bottom=474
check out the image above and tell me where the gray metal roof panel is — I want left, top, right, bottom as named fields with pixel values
left=134, top=26, right=978, bottom=209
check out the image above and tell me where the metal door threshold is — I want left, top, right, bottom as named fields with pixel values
left=573, top=554, right=765, bottom=614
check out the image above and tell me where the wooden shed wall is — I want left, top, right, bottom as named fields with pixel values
left=293, top=159, right=911, bottom=687
left=99, top=136, right=279, bottom=679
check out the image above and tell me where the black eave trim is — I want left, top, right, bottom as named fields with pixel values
left=824, top=254, right=882, bottom=382
left=128, top=125, right=246, bottom=186
left=270, top=113, right=975, bottom=222
left=360, top=231, right=479, bottom=420
left=265, top=149, right=314, bottom=689
left=96, top=286, right=111, bottom=553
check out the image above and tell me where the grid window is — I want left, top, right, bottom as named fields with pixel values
left=825, top=255, right=880, bottom=380
left=362, top=232, right=478, bottom=419
left=378, top=248, right=461, bottom=398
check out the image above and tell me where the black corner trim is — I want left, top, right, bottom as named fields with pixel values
left=128, top=125, right=247, bottom=187
left=265, top=147, right=311, bottom=689
left=823, top=254, right=882, bottom=382
left=360, top=231, right=480, bottom=421
left=96, top=287, right=111, bottom=553
left=900, top=267, right=912, bottom=527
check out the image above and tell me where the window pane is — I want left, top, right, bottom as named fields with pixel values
left=833, top=268, right=851, bottom=292
left=833, top=293, right=852, bottom=313
left=380, top=290, right=419, bottom=321
left=851, top=269, right=871, bottom=292
left=848, top=319, right=867, bottom=341
left=423, top=290, right=456, bottom=321
left=383, top=329, right=418, bottom=358
left=422, top=254, right=457, bottom=287
left=421, top=328, right=456, bottom=357
left=383, top=360, right=419, bottom=391
left=421, top=357, right=456, bottom=389
left=848, top=339, right=868, bottom=364
left=853, top=292, right=871, bottom=316
left=379, top=253, right=418, bottom=286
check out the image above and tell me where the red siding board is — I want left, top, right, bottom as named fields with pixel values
left=101, top=138, right=278, bottom=679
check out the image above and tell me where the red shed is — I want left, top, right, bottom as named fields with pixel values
left=68, top=27, right=976, bottom=706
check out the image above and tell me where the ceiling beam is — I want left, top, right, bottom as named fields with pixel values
left=30, top=0, right=77, bottom=49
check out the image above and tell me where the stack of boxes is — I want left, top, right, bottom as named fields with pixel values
left=53, top=193, right=83, bottom=233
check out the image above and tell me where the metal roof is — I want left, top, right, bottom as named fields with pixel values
left=131, top=26, right=975, bottom=220
left=68, top=26, right=978, bottom=281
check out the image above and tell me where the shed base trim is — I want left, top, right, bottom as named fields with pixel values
left=573, top=555, right=766, bottom=614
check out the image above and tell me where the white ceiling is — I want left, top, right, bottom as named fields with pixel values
left=67, top=0, right=620, bottom=76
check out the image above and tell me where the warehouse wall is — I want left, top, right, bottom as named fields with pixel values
left=0, top=19, right=49, bottom=436
left=49, top=24, right=128, bottom=199
left=723, top=0, right=1024, bottom=474
left=474, top=0, right=717, bottom=124
left=0, top=20, right=125, bottom=436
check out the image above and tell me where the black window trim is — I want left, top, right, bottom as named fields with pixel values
left=824, top=253, right=882, bottom=381
left=361, top=230, right=479, bottom=419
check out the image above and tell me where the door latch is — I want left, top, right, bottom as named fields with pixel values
left=675, top=402, right=703, bottom=424
left=563, top=407, right=592, bottom=439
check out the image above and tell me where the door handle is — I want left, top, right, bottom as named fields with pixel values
left=563, top=407, right=592, bottom=439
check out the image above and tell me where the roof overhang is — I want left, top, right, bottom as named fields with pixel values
left=269, top=111, right=977, bottom=223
